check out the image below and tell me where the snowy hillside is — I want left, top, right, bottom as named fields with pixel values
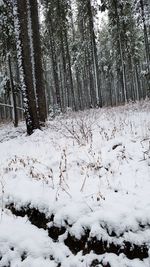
left=0, top=101, right=150, bottom=267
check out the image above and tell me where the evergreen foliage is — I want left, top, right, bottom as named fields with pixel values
left=0, top=0, right=149, bottom=133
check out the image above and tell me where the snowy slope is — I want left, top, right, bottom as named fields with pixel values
left=0, top=101, right=150, bottom=267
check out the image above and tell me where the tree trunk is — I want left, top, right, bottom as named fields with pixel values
left=47, top=13, right=61, bottom=110
left=14, top=0, right=40, bottom=135
left=87, top=0, right=102, bottom=107
left=140, top=0, right=150, bottom=92
left=8, top=54, right=18, bottom=127
left=29, top=0, right=47, bottom=123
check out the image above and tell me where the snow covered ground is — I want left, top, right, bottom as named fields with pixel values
left=0, top=101, right=150, bottom=267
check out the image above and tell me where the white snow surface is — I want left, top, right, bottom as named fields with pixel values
left=0, top=101, right=150, bottom=266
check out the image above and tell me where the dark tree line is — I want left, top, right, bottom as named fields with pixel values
left=0, top=0, right=149, bottom=134
left=42, top=0, right=149, bottom=111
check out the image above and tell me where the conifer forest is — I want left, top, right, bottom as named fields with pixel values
left=0, top=1, right=150, bottom=267
left=0, top=0, right=149, bottom=133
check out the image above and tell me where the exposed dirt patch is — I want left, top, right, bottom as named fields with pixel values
left=7, top=203, right=149, bottom=262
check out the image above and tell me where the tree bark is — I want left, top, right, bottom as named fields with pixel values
left=29, top=0, right=47, bottom=123
left=14, top=0, right=40, bottom=134
left=8, top=54, right=18, bottom=127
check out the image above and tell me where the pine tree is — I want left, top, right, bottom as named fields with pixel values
left=0, top=0, right=19, bottom=125
left=100, top=0, right=146, bottom=104
left=43, top=0, right=76, bottom=112
left=75, top=0, right=102, bottom=108
left=13, top=0, right=40, bottom=134
left=29, top=0, right=47, bottom=123
left=134, top=0, right=150, bottom=93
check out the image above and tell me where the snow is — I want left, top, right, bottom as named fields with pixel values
left=13, top=0, right=30, bottom=119
left=0, top=101, right=150, bottom=266
left=0, top=0, right=4, bottom=6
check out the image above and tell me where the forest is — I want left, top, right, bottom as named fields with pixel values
left=0, top=1, right=150, bottom=267
left=0, top=0, right=149, bottom=133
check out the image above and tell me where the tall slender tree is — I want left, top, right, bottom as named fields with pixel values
left=13, top=0, right=40, bottom=134
left=29, top=0, right=47, bottom=122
